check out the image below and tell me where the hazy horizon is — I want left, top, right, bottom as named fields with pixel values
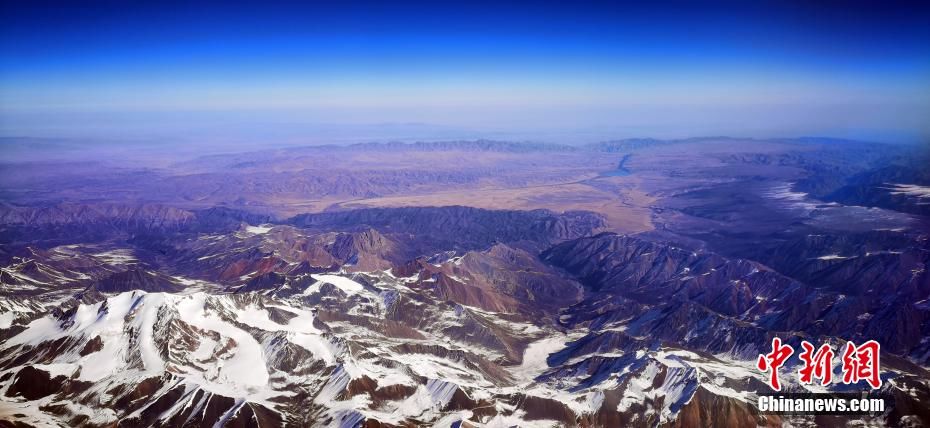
left=2, top=1, right=929, bottom=145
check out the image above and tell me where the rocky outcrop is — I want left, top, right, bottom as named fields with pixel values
left=89, top=269, right=183, bottom=293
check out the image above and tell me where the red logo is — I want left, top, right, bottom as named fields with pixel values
left=797, top=341, right=834, bottom=386
left=756, top=337, right=794, bottom=391
left=841, top=340, right=882, bottom=389
left=757, top=338, right=882, bottom=391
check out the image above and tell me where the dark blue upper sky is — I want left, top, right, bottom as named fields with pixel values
left=1, top=0, right=929, bottom=143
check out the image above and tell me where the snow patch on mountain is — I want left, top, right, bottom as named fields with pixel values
left=304, top=274, right=365, bottom=296
left=244, top=224, right=273, bottom=234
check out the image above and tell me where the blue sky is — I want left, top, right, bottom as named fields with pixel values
left=1, top=0, right=929, bottom=143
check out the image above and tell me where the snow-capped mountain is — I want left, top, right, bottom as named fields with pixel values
left=2, top=205, right=928, bottom=427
